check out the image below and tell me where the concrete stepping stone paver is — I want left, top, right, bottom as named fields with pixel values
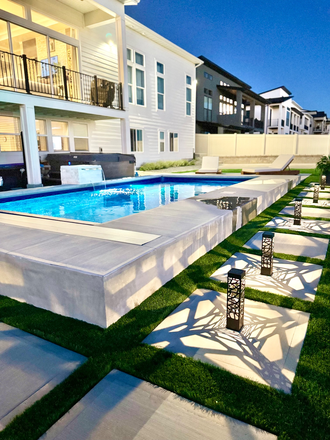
left=298, top=191, right=330, bottom=199
left=144, top=290, right=309, bottom=394
left=0, top=323, right=85, bottom=430
left=289, top=198, right=330, bottom=207
left=265, top=216, right=330, bottom=236
left=280, top=206, right=330, bottom=219
left=211, top=252, right=321, bottom=301
left=41, top=369, right=277, bottom=440
left=243, top=231, right=329, bottom=259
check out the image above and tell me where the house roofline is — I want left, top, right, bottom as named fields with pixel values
left=260, top=85, right=292, bottom=95
left=198, top=56, right=251, bottom=89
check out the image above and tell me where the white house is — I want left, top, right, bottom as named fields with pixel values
left=0, top=0, right=200, bottom=187
left=257, top=86, right=313, bottom=135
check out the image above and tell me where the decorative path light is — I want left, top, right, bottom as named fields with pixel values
left=294, top=198, right=302, bottom=226
left=227, top=268, right=245, bottom=332
left=313, top=184, right=320, bottom=204
left=261, top=231, right=274, bottom=276
left=321, top=175, right=326, bottom=190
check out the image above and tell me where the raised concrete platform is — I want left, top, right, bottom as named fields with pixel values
left=243, top=231, right=329, bottom=259
left=265, top=217, right=330, bottom=236
left=0, top=323, right=85, bottom=430
left=144, top=290, right=309, bottom=394
left=211, top=252, right=322, bottom=301
left=0, top=174, right=305, bottom=328
left=41, top=369, right=277, bottom=440
left=280, top=206, right=330, bottom=219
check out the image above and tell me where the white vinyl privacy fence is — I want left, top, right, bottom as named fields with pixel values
left=196, top=134, right=330, bottom=157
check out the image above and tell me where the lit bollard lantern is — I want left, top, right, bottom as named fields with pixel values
left=321, top=175, right=326, bottom=190
left=313, top=184, right=320, bottom=204
left=261, top=231, right=274, bottom=276
left=226, top=268, right=245, bottom=332
left=294, top=198, right=302, bottom=226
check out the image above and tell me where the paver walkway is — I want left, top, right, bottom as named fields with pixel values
left=0, top=323, right=85, bottom=430
left=41, top=369, right=277, bottom=440
left=144, top=290, right=309, bottom=394
left=243, top=231, right=329, bottom=259
left=265, top=216, right=330, bottom=235
left=289, top=198, right=330, bottom=207
left=298, top=191, right=330, bottom=198
left=211, top=252, right=321, bottom=301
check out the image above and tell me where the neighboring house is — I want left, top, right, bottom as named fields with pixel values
left=259, top=86, right=313, bottom=135
left=0, top=0, right=200, bottom=187
left=196, top=56, right=268, bottom=134
left=304, top=111, right=329, bottom=135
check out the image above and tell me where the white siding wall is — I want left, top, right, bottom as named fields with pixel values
left=126, top=28, right=196, bottom=168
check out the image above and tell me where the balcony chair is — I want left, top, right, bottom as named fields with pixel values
left=241, top=154, right=299, bottom=175
left=195, top=156, right=222, bottom=174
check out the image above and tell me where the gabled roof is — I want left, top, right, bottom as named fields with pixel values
left=198, top=56, right=251, bottom=89
left=267, top=96, right=292, bottom=104
left=260, top=86, right=292, bottom=95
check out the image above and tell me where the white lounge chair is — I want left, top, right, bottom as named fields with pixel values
left=241, top=154, right=299, bottom=175
left=195, top=156, right=222, bottom=174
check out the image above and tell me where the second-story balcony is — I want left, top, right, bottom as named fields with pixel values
left=268, top=119, right=279, bottom=127
left=0, top=50, right=123, bottom=110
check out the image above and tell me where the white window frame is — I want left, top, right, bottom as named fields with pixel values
left=158, top=129, right=165, bottom=153
left=127, top=47, right=146, bottom=107
left=0, top=113, right=22, bottom=152
left=169, top=132, right=179, bottom=152
left=72, top=122, right=89, bottom=152
left=130, top=128, right=144, bottom=153
left=51, top=119, right=70, bottom=152
left=35, top=118, right=48, bottom=152
left=185, top=74, right=192, bottom=116
left=156, top=60, right=165, bottom=111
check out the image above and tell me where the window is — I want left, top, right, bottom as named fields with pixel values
left=159, top=131, right=165, bottom=152
left=136, top=68, right=145, bottom=105
left=186, top=75, right=192, bottom=116
left=204, top=96, right=212, bottom=121
left=156, top=62, right=165, bottom=110
left=0, top=116, right=21, bottom=151
left=169, top=132, right=178, bottom=152
left=31, top=10, right=76, bottom=38
left=36, top=119, right=47, bottom=151
left=286, top=109, right=290, bottom=127
left=0, top=19, right=10, bottom=52
left=73, top=123, right=88, bottom=151
left=135, top=52, right=144, bottom=66
left=204, top=72, right=213, bottom=80
left=127, top=49, right=145, bottom=106
left=130, top=129, right=143, bottom=152
left=219, top=93, right=235, bottom=115
left=51, top=121, right=69, bottom=151
left=0, top=0, right=25, bottom=18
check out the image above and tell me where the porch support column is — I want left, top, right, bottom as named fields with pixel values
left=20, top=104, right=42, bottom=187
left=250, top=100, right=255, bottom=127
left=261, top=105, right=266, bottom=132
left=236, top=90, right=243, bottom=124
left=116, top=15, right=130, bottom=154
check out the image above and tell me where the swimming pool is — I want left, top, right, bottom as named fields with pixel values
left=0, top=176, right=248, bottom=223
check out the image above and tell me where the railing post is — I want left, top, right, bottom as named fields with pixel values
left=22, top=54, right=30, bottom=94
left=119, top=83, right=123, bottom=110
left=62, top=66, right=69, bottom=100
left=94, top=75, right=99, bottom=105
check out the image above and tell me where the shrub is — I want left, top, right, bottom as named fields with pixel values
left=139, top=159, right=195, bottom=171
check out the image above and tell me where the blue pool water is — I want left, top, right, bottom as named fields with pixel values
left=0, top=177, right=245, bottom=223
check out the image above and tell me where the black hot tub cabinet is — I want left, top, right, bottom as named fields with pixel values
left=43, top=153, right=136, bottom=185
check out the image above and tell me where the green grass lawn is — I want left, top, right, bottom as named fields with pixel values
left=0, top=172, right=329, bottom=440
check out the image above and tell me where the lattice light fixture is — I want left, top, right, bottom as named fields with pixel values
left=294, top=198, right=302, bottom=226
left=321, top=175, right=326, bottom=190
left=313, top=184, right=320, bottom=204
left=226, top=268, right=246, bottom=331
left=261, top=231, right=274, bottom=276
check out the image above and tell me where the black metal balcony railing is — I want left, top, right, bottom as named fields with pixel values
left=304, top=125, right=309, bottom=130
left=268, top=119, right=279, bottom=127
left=0, top=50, right=123, bottom=110
left=243, top=118, right=264, bottom=129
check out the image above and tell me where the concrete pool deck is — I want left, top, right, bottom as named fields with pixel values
left=0, top=174, right=306, bottom=328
